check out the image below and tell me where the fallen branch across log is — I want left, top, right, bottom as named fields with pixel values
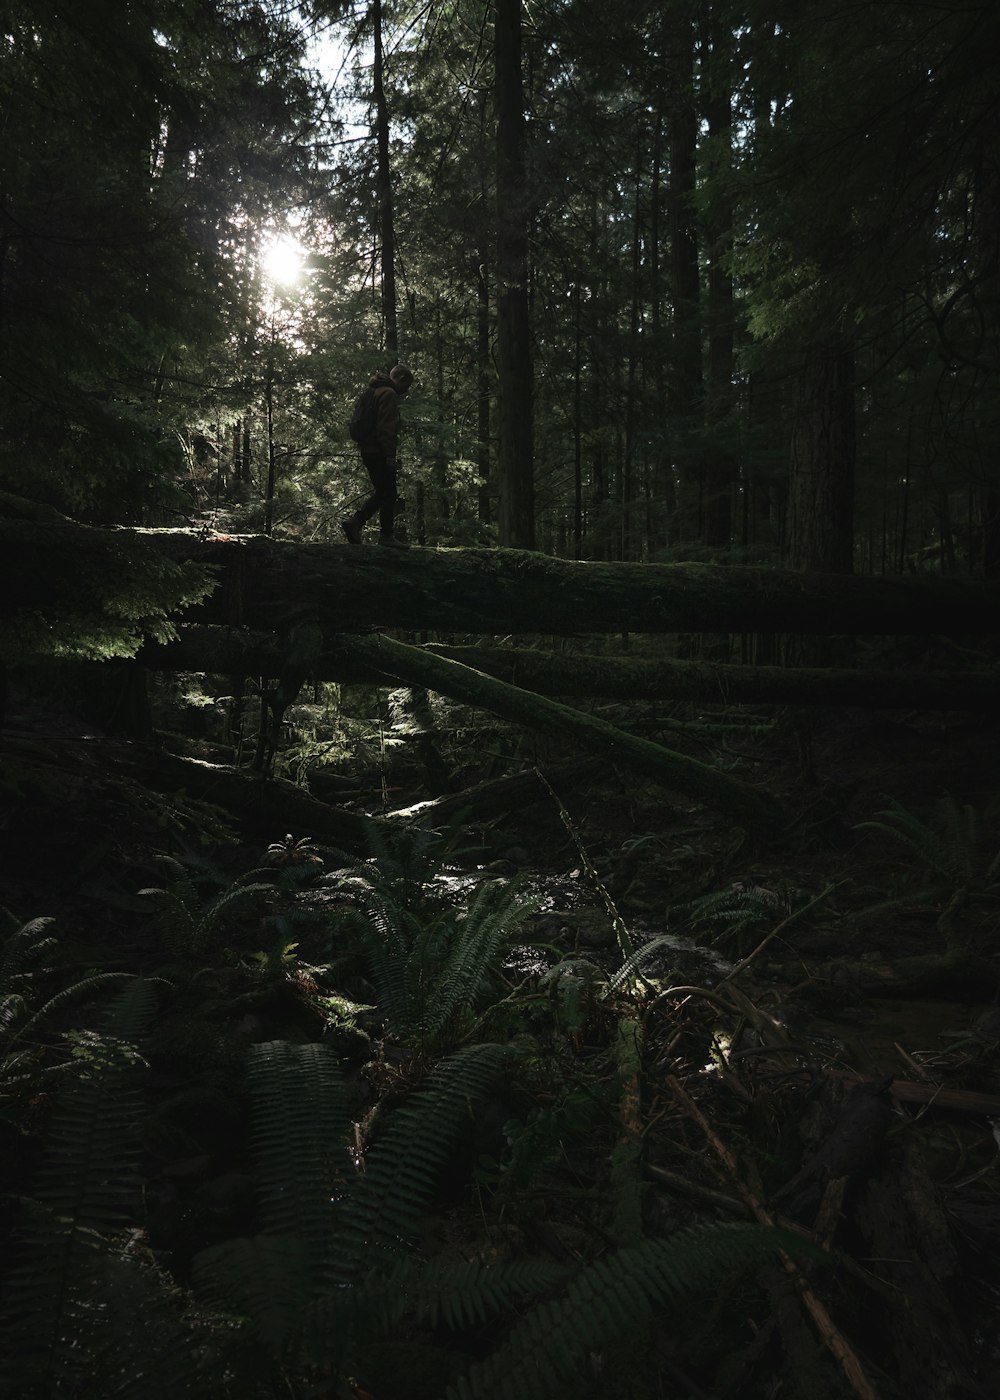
left=327, top=632, right=788, bottom=834
left=387, top=759, right=600, bottom=825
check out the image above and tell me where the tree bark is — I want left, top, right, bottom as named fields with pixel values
left=5, top=521, right=1000, bottom=644
left=372, top=0, right=398, bottom=360
left=788, top=336, right=856, bottom=574
left=702, top=16, right=736, bottom=551
left=665, top=0, right=703, bottom=540
left=494, top=0, right=534, bottom=548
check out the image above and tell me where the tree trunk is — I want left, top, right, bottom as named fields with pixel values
left=372, top=0, right=398, bottom=360
left=788, top=336, right=856, bottom=574
left=494, top=0, right=534, bottom=548
left=5, top=521, right=1000, bottom=642
left=477, top=245, right=492, bottom=525
left=702, top=16, right=736, bottom=551
left=666, top=1, right=703, bottom=542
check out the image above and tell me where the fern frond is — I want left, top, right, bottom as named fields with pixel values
left=337, top=1043, right=512, bottom=1275
left=1, top=978, right=158, bottom=1396
left=63, top=1237, right=222, bottom=1400
left=857, top=795, right=981, bottom=886
left=539, top=958, right=602, bottom=1032
left=0, top=915, right=58, bottom=986
left=445, top=1223, right=815, bottom=1400
left=34, top=980, right=157, bottom=1230
left=405, top=1256, right=570, bottom=1331
left=9, top=971, right=138, bottom=1049
left=423, top=881, right=537, bottom=1045
left=193, top=1233, right=311, bottom=1356
left=604, top=936, right=675, bottom=996
left=247, top=1040, right=349, bottom=1279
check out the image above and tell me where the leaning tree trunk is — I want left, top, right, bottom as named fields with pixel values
left=327, top=631, right=787, bottom=833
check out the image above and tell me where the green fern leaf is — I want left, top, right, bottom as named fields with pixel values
left=337, top=1043, right=512, bottom=1275
left=247, top=1039, right=349, bottom=1280
left=445, top=1222, right=815, bottom=1400
left=1, top=978, right=158, bottom=1396
left=194, top=1233, right=311, bottom=1354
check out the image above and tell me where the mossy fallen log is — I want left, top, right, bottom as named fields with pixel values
left=146, top=627, right=1000, bottom=711
left=5, top=519, right=1000, bottom=647
left=145, top=749, right=372, bottom=849
left=328, top=632, right=787, bottom=833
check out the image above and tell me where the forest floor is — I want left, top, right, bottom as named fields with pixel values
left=1, top=688, right=999, bottom=1399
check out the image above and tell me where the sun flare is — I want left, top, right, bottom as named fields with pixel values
left=260, top=233, right=306, bottom=286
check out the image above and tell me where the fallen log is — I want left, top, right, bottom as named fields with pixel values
left=5, top=519, right=1000, bottom=644
left=145, top=627, right=1000, bottom=711
left=143, top=749, right=372, bottom=850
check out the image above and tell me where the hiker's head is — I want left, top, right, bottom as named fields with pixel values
left=390, top=364, right=414, bottom=395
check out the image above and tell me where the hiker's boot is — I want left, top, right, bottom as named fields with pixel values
left=340, top=518, right=363, bottom=544
left=378, top=532, right=409, bottom=548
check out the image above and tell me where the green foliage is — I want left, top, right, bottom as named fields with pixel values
left=138, top=855, right=276, bottom=959
left=683, top=882, right=791, bottom=953
left=0, top=977, right=168, bottom=1397
left=444, top=1223, right=817, bottom=1400
left=247, top=1041, right=347, bottom=1273
left=192, top=1039, right=517, bottom=1387
left=858, top=796, right=1000, bottom=896
left=0, top=912, right=139, bottom=1105
left=337, top=1042, right=514, bottom=1272
left=538, top=956, right=603, bottom=1033
left=856, top=795, right=1000, bottom=946
left=337, top=821, right=539, bottom=1048
left=0, top=535, right=213, bottom=666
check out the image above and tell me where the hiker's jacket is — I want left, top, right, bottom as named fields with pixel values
left=357, top=374, right=401, bottom=459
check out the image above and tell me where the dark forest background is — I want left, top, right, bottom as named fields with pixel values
left=2, top=5, right=1000, bottom=1400
left=4, top=0, right=997, bottom=573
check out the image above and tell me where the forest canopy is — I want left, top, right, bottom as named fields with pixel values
left=2, top=0, right=997, bottom=576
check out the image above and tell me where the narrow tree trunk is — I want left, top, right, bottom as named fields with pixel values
left=572, top=283, right=584, bottom=557
left=702, top=17, right=735, bottom=551
left=494, top=0, right=534, bottom=548
left=263, top=342, right=276, bottom=536
left=477, top=247, right=492, bottom=524
left=787, top=336, right=856, bottom=574
left=666, top=1, right=703, bottom=542
left=372, top=0, right=398, bottom=359
left=622, top=134, right=644, bottom=562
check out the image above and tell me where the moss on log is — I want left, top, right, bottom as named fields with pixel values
left=329, top=632, right=787, bottom=833
left=5, top=520, right=1000, bottom=642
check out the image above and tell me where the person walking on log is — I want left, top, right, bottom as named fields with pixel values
left=341, top=364, right=414, bottom=547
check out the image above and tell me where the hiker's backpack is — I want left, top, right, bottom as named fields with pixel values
left=348, top=386, right=377, bottom=443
